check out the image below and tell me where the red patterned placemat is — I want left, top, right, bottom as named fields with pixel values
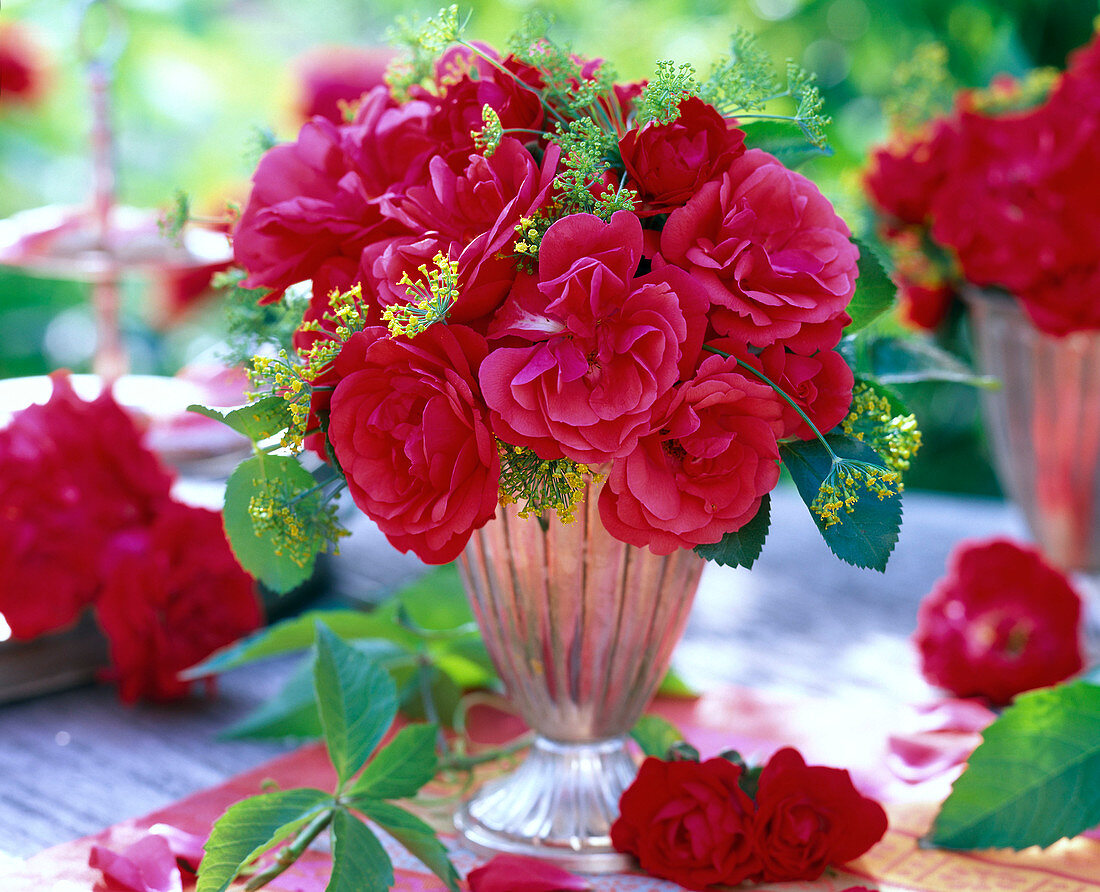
left=7, top=687, right=1099, bottom=891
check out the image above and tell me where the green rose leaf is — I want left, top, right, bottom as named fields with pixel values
left=844, top=239, right=896, bottom=334
left=930, top=680, right=1100, bottom=850
left=359, top=800, right=461, bottom=892
left=220, top=656, right=322, bottom=740
left=222, top=454, right=318, bottom=594
left=183, top=607, right=417, bottom=678
left=350, top=723, right=439, bottom=800
left=313, top=623, right=399, bottom=786
left=631, top=714, right=685, bottom=758
left=738, top=120, right=832, bottom=168
left=196, top=788, right=332, bottom=892
left=855, top=333, right=999, bottom=388
left=780, top=433, right=902, bottom=572
left=694, top=493, right=771, bottom=569
left=187, top=396, right=292, bottom=443
left=329, top=808, right=395, bottom=892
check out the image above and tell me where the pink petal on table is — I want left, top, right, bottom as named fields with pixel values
left=909, top=699, right=997, bottom=734
left=147, top=823, right=206, bottom=869
left=886, top=731, right=980, bottom=784
left=467, top=855, right=592, bottom=892
left=88, top=834, right=183, bottom=892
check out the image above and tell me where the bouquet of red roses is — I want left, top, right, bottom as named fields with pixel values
left=865, top=35, right=1100, bottom=336
left=212, top=8, right=918, bottom=584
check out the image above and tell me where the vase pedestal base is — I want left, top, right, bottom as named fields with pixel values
left=454, top=736, right=637, bottom=873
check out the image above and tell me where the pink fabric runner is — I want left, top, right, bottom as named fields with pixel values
left=7, top=686, right=1099, bottom=891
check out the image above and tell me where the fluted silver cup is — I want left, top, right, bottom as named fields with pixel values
left=967, top=289, right=1100, bottom=572
left=454, top=477, right=704, bottom=871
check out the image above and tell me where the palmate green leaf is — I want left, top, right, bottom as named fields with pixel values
left=694, top=493, right=770, bottom=569
left=631, top=714, right=685, bottom=758
left=738, top=120, right=832, bottom=168
left=222, top=454, right=318, bottom=593
left=197, top=788, right=332, bottom=892
left=930, top=681, right=1100, bottom=850
left=329, top=808, right=394, bottom=892
left=350, top=723, right=439, bottom=801
left=780, top=434, right=902, bottom=572
left=844, top=239, right=896, bottom=334
left=359, top=800, right=461, bottom=892
left=187, top=396, right=292, bottom=443
left=393, top=663, right=464, bottom=728
left=313, top=624, right=399, bottom=786
left=184, top=607, right=417, bottom=678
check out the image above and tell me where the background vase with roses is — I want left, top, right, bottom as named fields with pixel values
left=197, top=7, right=918, bottom=874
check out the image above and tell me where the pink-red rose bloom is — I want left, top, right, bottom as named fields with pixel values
left=658, top=149, right=858, bottom=352
left=0, top=375, right=174, bottom=638
left=754, top=747, right=888, bottom=883
left=293, top=45, right=395, bottom=124
left=618, top=96, right=746, bottom=216
left=481, top=210, right=708, bottom=464
left=598, top=353, right=782, bottom=553
left=915, top=538, right=1084, bottom=705
left=611, top=756, right=761, bottom=890
left=96, top=504, right=262, bottom=703
left=327, top=325, right=500, bottom=563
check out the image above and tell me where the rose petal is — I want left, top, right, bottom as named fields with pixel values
left=886, top=731, right=980, bottom=784
left=466, top=854, right=592, bottom=892
left=89, top=834, right=184, bottom=892
left=147, top=823, right=206, bottom=869
left=908, top=699, right=997, bottom=734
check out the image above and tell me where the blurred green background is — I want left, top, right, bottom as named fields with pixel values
left=2, top=0, right=1099, bottom=493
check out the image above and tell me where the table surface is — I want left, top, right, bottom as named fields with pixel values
left=0, top=486, right=1086, bottom=860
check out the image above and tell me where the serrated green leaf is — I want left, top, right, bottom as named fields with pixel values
left=197, top=788, right=331, bottom=892
left=930, top=681, right=1100, bottom=850
left=631, top=714, right=685, bottom=758
left=780, top=434, right=902, bottom=572
left=694, top=493, right=770, bottom=569
left=183, top=607, right=416, bottom=678
left=350, top=723, right=439, bottom=800
left=359, top=800, right=461, bottom=892
left=223, top=454, right=317, bottom=593
left=187, top=396, right=292, bottom=443
left=845, top=239, right=896, bottom=334
left=738, top=119, right=832, bottom=168
left=221, top=656, right=322, bottom=740
left=329, top=808, right=394, bottom=892
left=314, top=624, right=399, bottom=786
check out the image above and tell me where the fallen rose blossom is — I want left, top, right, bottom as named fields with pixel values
left=89, top=834, right=183, bottom=892
left=466, top=854, right=591, bottom=892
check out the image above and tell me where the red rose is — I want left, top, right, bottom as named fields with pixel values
left=293, top=45, right=395, bottom=124
left=481, top=210, right=708, bottom=464
left=96, top=504, right=262, bottom=703
left=367, top=138, right=558, bottom=324
left=754, top=747, right=888, bottom=883
left=898, top=279, right=954, bottom=331
left=914, top=537, right=1084, bottom=705
left=731, top=342, right=854, bottom=440
left=618, top=97, right=746, bottom=216
left=327, top=325, right=500, bottom=563
left=863, top=120, right=957, bottom=226
left=0, top=22, right=48, bottom=107
left=611, top=757, right=760, bottom=890
left=598, top=353, right=782, bottom=553
left=0, top=375, right=174, bottom=638
left=658, top=149, right=858, bottom=351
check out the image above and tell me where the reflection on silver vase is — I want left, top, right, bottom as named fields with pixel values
left=454, top=477, right=704, bottom=872
left=967, top=289, right=1100, bottom=573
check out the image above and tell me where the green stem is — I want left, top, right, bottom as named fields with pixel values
left=457, top=40, right=570, bottom=127
left=243, top=808, right=333, bottom=891
left=437, top=733, right=535, bottom=772
left=702, top=344, right=838, bottom=461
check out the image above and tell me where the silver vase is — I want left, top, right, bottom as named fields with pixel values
left=454, top=477, right=704, bottom=871
left=966, top=289, right=1100, bottom=573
